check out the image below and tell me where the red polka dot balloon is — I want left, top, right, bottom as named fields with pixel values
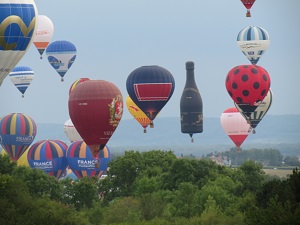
left=225, top=64, right=271, bottom=119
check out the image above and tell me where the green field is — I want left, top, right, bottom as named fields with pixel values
left=263, top=168, right=294, bottom=178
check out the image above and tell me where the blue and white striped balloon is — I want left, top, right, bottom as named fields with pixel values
left=9, top=66, right=34, bottom=97
left=46, top=40, right=77, bottom=82
left=237, top=26, right=270, bottom=64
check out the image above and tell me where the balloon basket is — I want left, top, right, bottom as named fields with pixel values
left=246, top=10, right=251, bottom=17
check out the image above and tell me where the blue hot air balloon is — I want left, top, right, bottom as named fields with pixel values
left=66, top=141, right=110, bottom=179
left=0, top=0, right=38, bottom=85
left=45, top=40, right=77, bottom=81
left=9, top=66, right=34, bottom=97
left=237, top=26, right=270, bottom=65
left=27, top=140, right=68, bottom=179
left=126, top=65, right=175, bottom=126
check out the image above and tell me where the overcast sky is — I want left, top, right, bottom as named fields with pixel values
left=0, top=0, right=299, bottom=124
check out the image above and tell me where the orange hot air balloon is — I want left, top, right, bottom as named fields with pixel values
left=126, top=95, right=151, bottom=133
left=68, top=80, right=123, bottom=166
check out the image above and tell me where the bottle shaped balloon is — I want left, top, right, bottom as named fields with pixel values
left=180, top=61, right=203, bottom=142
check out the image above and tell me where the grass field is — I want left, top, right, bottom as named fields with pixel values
left=263, top=168, right=294, bottom=178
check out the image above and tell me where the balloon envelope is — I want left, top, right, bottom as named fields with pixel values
left=220, top=107, right=250, bottom=149
left=0, top=113, right=37, bottom=161
left=240, top=0, right=256, bottom=17
left=66, top=141, right=110, bottom=179
left=237, top=26, right=270, bottom=64
left=64, top=118, right=82, bottom=143
left=27, top=140, right=68, bottom=179
left=235, top=88, right=273, bottom=132
left=9, top=66, right=34, bottom=97
left=68, top=80, right=123, bottom=157
left=225, top=64, right=271, bottom=119
left=0, top=0, right=38, bottom=85
left=126, top=95, right=151, bottom=133
left=46, top=40, right=77, bottom=81
left=69, top=77, right=90, bottom=95
left=126, top=65, right=175, bottom=123
left=33, top=15, right=54, bottom=59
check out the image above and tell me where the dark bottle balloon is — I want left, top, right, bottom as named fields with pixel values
left=180, top=61, right=203, bottom=142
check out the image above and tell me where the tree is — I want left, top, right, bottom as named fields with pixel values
left=0, top=154, right=17, bottom=175
left=12, top=166, right=61, bottom=200
left=234, top=160, right=265, bottom=194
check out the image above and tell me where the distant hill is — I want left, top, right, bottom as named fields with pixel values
left=34, top=115, right=300, bottom=157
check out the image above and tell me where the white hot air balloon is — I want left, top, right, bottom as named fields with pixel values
left=9, top=66, right=34, bottom=97
left=64, top=119, right=82, bottom=143
left=237, top=26, right=270, bottom=65
left=33, top=15, right=54, bottom=59
left=0, top=0, right=38, bottom=85
left=220, top=107, right=251, bottom=152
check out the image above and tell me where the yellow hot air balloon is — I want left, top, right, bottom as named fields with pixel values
left=0, top=148, right=29, bottom=166
left=17, top=148, right=29, bottom=166
left=126, top=95, right=151, bottom=133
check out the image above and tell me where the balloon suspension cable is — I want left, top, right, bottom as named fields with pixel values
left=150, top=121, right=154, bottom=128
left=246, top=10, right=251, bottom=17
left=252, top=128, right=256, bottom=134
left=189, top=134, right=194, bottom=143
left=246, top=117, right=251, bottom=124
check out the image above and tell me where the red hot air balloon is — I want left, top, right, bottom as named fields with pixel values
left=225, top=64, right=270, bottom=122
left=220, top=107, right=250, bottom=152
left=241, top=0, right=256, bottom=17
left=69, top=77, right=90, bottom=95
left=68, top=80, right=123, bottom=165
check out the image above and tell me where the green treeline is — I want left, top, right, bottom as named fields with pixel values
left=1, top=150, right=300, bottom=225
left=204, top=148, right=300, bottom=167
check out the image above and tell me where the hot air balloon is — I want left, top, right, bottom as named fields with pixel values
left=0, top=113, right=37, bottom=161
left=68, top=80, right=123, bottom=166
left=17, top=148, right=29, bottom=166
left=9, top=66, right=34, bottom=97
left=237, top=26, right=270, bottom=65
left=220, top=107, right=251, bottom=152
left=27, top=140, right=68, bottom=179
left=66, top=141, right=110, bottom=179
left=126, top=65, right=175, bottom=126
left=33, top=15, right=54, bottom=59
left=45, top=40, right=77, bottom=82
left=0, top=0, right=38, bottom=85
left=126, top=95, right=151, bottom=133
left=240, top=0, right=256, bottom=17
left=235, top=88, right=273, bottom=134
left=69, top=77, right=90, bottom=95
left=64, top=118, right=82, bottom=143
left=225, top=64, right=271, bottom=122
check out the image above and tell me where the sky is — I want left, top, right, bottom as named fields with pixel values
left=0, top=0, right=299, bottom=124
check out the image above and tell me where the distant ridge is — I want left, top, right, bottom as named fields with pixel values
left=33, top=115, right=300, bottom=156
